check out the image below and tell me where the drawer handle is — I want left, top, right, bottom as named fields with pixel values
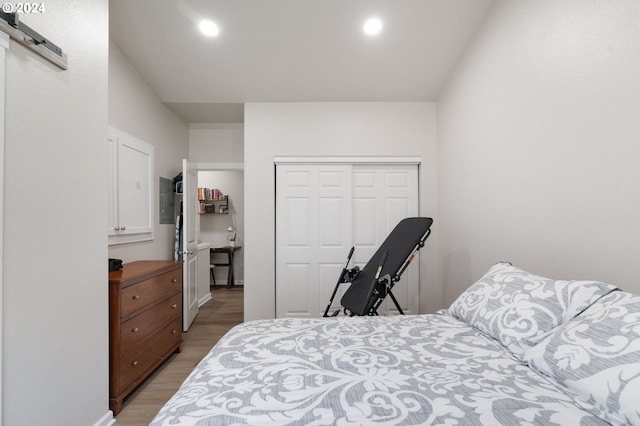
left=131, top=360, right=138, bottom=367
left=172, top=329, right=177, bottom=334
left=172, top=278, right=177, bottom=283
left=132, top=327, right=139, bottom=333
left=132, top=295, right=140, bottom=300
left=171, top=304, right=177, bottom=309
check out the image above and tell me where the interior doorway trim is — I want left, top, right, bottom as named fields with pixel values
left=274, top=158, right=422, bottom=318
left=274, top=156, right=421, bottom=165
left=0, top=29, right=9, bottom=421
left=195, top=162, right=244, bottom=171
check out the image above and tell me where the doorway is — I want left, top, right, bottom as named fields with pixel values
left=197, top=170, right=244, bottom=290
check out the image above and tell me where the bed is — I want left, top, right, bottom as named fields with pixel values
left=151, top=262, right=640, bottom=425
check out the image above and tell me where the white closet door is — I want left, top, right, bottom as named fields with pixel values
left=352, top=164, right=420, bottom=315
left=276, top=162, right=419, bottom=318
left=276, top=164, right=352, bottom=318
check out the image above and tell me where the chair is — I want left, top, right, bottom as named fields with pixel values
left=209, top=264, right=216, bottom=286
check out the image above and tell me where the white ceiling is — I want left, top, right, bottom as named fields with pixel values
left=109, top=0, right=495, bottom=123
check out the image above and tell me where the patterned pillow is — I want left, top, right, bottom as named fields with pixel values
left=447, top=262, right=617, bottom=359
left=524, top=290, right=640, bottom=425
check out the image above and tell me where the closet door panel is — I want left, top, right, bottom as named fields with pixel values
left=284, top=263, right=311, bottom=316
left=286, top=197, right=311, bottom=247
left=276, top=164, right=352, bottom=318
left=353, top=164, right=419, bottom=315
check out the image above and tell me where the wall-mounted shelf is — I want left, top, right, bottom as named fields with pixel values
left=198, top=196, right=229, bottom=214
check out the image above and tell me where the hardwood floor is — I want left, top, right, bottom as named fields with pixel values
left=115, top=287, right=244, bottom=425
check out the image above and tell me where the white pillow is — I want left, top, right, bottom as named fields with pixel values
left=524, top=290, right=640, bottom=425
left=447, top=262, right=617, bottom=359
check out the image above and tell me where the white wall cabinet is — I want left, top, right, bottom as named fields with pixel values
left=108, top=127, right=155, bottom=245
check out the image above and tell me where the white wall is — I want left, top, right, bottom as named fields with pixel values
left=190, top=123, right=244, bottom=163
left=198, top=171, right=245, bottom=285
left=244, top=102, right=439, bottom=321
left=108, top=41, right=189, bottom=263
left=3, top=1, right=111, bottom=424
left=438, top=0, right=640, bottom=304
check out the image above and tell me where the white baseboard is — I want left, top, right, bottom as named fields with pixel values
left=198, top=291, right=213, bottom=307
left=94, top=411, right=115, bottom=426
left=213, top=280, right=244, bottom=286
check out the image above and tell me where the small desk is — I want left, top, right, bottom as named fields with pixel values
left=211, top=246, right=241, bottom=288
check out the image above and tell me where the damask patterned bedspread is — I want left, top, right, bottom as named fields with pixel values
left=153, top=262, right=640, bottom=425
left=150, top=313, right=607, bottom=425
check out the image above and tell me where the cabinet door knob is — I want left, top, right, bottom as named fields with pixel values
left=132, top=327, right=139, bottom=333
left=121, top=226, right=126, bottom=231
left=172, top=329, right=177, bottom=334
left=133, top=295, right=140, bottom=300
left=171, top=278, right=177, bottom=283
left=131, top=360, right=138, bottom=367
left=171, top=304, right=177, bottom=309
left=114, top=226, right=120, bottom=231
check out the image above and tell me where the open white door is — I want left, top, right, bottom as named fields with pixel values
left=182, top=159, right=199, bottom=331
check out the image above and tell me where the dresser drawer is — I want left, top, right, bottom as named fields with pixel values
left=120, top=270, right=182, bottom=318
left=119, top=292, right=181, bottom=356
left=117, top=318, right=182, bottom=393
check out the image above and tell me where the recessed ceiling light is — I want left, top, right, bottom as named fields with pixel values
left=363, top=17, right=383, bottom=36
left=199, top=20, right=220, bottom=37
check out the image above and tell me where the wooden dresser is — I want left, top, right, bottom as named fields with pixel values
left=108, top=260, right=183, bottom=415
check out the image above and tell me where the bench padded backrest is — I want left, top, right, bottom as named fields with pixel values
left=340, top=217, right=433, bottom=316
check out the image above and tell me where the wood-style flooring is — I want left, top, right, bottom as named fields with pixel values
left=115, top=287, right=244, bottom=425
